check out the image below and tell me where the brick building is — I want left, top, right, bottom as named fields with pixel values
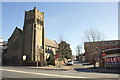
left=84, top=40, right=120, bottom=62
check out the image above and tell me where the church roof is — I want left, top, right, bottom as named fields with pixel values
left=45, top=38, right=58, bottom=48
left=9, top=27, right=22, bottom=40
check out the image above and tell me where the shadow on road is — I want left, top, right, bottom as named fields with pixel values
left=1, top=78, right=119, bottom=80
left=74, top=67, right=120, bottom=74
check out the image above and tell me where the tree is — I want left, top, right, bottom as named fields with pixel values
left=37, top=48, right=44, bottom=66
left=83, top=28, right=105, bottom=63
left=84, top=28, right=104, bottom=42
left=57, top=41, right=72, bottom=60
left=46, top=53, right=55, bottom=65
left=58, top=34, right=64, bottom=43
left=76, top=45, right=82, bottom=61
left=76, top=45, right=82, bottom=55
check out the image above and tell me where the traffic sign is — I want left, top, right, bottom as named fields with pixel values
left=102, top=53, right=106, bottom=57
left=54, top=55, right=59, bottom=58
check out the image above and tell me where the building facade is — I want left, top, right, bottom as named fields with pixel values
left=103, top=48, right=120, bottom=68
left=3, top=7, right=58, bottom=66
left=0, top=38, right=3, bottom=54
left=84, top=40, right=120, bottom=62
left=0, top=38, right=3, bottom=65
left=44, top=38, right=58, bottom=60
left=23, top=7, right=44, bottom=61
left=6, top=27, right=23, bottom=65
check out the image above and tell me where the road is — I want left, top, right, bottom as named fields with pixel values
left=1, top=66, right=119, bottom=79
left=0, top=61, right=119, bottom=79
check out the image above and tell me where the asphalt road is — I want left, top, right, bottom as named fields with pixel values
left=1, top=66, right=119, bottom=79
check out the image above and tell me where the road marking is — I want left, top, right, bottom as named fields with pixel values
left=0, top=68, right=91, bottom=78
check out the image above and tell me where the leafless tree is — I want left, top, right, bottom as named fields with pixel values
left=76, top=45, right=82, bottom=56
left=76, top=45, right=82, bottom=61
left=83, top=28, right=105, bottom=63
left=58, top=34, right=65, bottom=43
left=37, top=48, right=44, bottom=66
left=84, top=28, right=105, bottom=42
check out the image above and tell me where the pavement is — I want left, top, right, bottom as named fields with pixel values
left=2, top=61, right=119, bottom=79
left=2, top=66, right=119, bottom=78
left=74, top=62, right=119, bottom=74
left=75, top=67, right=119, bottom=74
left=26, top=61, right=119, bottom=74
left=28, top=66, right=73, bottom=71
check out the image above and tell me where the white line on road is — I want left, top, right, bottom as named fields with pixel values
left=0, top=68, right=91, bottom=78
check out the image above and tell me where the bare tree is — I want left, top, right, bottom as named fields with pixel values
left=76, top=45, right=82, bottom=61
left=84, top=28, right=105, bottom=42
left=37, top=48, right=44, bottom=66
left=76, top=45, right=82, bottom=55
left=83, top=28, right=105, bottom=66
left=58, top=34, right=65, bottom=43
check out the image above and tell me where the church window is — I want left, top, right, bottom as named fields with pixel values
left=37, top=18, right=40, bottom=24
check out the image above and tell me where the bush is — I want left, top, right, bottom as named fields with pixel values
left=46, top=53, right=55, bottom=65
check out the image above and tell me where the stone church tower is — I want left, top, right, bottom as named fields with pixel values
left=23, top=7, right=44, bottom=61
left=3, top=7, right=58, bottom=66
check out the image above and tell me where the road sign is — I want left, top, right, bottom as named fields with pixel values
left=54, top=55, right=59, bottom=58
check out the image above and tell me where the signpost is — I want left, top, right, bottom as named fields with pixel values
left=102, top=53, right=106, bottom=57
left=54, top=55, right=59, bottom=58
left=54, top=55, right=59, bottom=70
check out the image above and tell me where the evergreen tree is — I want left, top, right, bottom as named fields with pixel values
left=57, top=41, right=72, bottom=60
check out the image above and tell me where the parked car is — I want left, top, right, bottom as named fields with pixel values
left=67, top=61, right=73, bottom=66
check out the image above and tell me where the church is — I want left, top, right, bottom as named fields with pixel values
left=3, top=7, right=58, bottom=66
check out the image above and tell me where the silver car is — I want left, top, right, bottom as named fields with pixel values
left=67, top=61, right=73, bottom=65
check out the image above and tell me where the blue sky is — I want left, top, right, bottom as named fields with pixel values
left=2, top=2, right=118, bottom=55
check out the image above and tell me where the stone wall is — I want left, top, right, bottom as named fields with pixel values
left=23, top=7, right=44, bottom=62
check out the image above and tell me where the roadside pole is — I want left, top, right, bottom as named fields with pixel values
left=37, top=54, right=38, bottom=67
left=37, top=54, right=40, bottom=67
left=55, top=55, right=59, bottom=70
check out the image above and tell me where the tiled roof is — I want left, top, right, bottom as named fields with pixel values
left=45, top=38, right=58, bottom=48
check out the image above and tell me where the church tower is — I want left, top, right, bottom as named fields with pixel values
left=23, top=7, right=44, bottom=61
